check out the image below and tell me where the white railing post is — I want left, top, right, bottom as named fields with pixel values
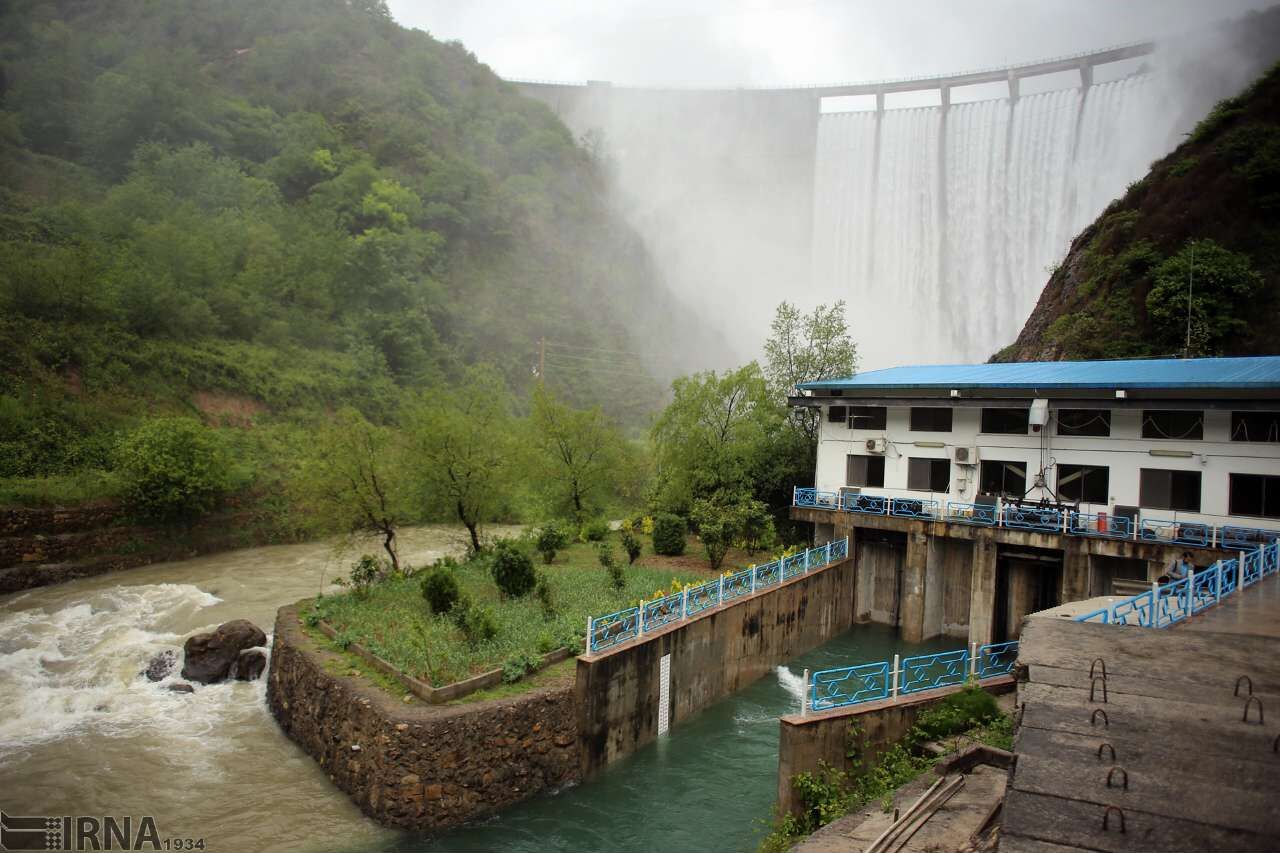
left=793, top=485, right=798, bottom=506
left=804, top=548, right=811, bottom=573
left=801, top=668, right=810, bottom=717
left=1211, top=525, right=1218, bottom=549
left=638, top=599, right=645, bottom=636
left=751, top=566, right=757, bottom=594
left=996, top=497, right=1003, bottom=528
left=681, top=587, right=688, bottom=619
left=1062, top=510, right=1069, bottom=535
left=586, top=616, right=593, bottom=651
left=891, top=654, right=900, bottom=700
left=1133, top=515, right=1140, bottom=541
left=718, top=574, right=725, bottom=604
left=970, top=642, right=978, bottom=678
left=1239, top=551, right=1248, bottom=586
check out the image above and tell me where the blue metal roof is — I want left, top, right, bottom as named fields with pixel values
left=797, top=357, right=1280, bottom=392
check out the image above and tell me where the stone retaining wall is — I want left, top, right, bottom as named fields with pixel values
left=0, top=497, right=283, bottom=594
left=268, top=603, right=580, bottom=830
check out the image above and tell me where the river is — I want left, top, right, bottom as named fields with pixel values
left=0, top=530, right=948, bottom=853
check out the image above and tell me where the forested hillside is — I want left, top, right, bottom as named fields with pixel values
left=0, top=0, right=714, bottom=502
left=995, top=60, right=1280, bottom=362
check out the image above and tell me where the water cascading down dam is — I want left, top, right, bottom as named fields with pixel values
left=511, top=43, right=1190, bottom=368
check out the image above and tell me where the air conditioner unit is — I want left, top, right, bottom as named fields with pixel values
left=951, top=445, right=980, bottom=465
left=865, top=438, right=887, bottom=453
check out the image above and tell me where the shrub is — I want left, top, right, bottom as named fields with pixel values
left=581, top=517, right=610, bottom=542
left=535, top=573, right=556, bottom=620
left=690, top=498, right=744, bottom=569
left=535, top=523, right=570, bottom=564
left=420, top=566, right=461, bottom=615
left=490, top=542, right=537, bottom=598
left=450, top=594, right=498, bottom=647
left=913, top=685, right=1000, bottom=740
left=501, top=652, right=540, bottom=684
left=346, top=554, right=382, bottom=599
left=598, top=542, right=625, bottom=590
left=115, top=417, right=232, bottom=522
left=651, top=512, right=686, bottom=556
left=620, top=529, right=642, bottom=564
left=736, top=498, right=777, bottom=554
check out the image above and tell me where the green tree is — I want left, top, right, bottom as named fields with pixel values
left=1146, top=239, right=1264, bottom=355
left=404, top=365, right=514, bottom=554
left=650, top=364, right=779, bottom=513
left=528, top=384, right=623, bottom=524
left=115, top=417, right=233, bottom=522
left=292, top=408, right=411, bottom=572
left=763, top=301, right=858, bottom=442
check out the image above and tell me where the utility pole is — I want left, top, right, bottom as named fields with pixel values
left=1184, top=242, right=1195, bottom=357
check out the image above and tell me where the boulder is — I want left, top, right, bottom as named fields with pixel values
left=142, top=649, right=177, bottom=682
left=233, top=649, right=267, bottom=681
left=181, top=619, right=267, bottom=684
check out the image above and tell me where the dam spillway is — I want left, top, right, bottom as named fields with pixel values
left=510, top=40, right=1263, bottom=368
left=812, top=73, right=1157, bottom=366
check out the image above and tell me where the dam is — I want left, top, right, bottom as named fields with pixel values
left=509, top=41, right=1255, bottom=368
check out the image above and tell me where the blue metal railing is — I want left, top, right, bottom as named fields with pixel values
left=1002, top=504, right=1064, bottom=533
left=1076, top=540, right=1280, bottom=629
left=807, top=640, right=1019, bottom=712
left=588, top=537, right=851, bottom=653
left=793, top=486, right=1280, bottom=553
left=946, top=501, right=998, bottom=526
left=1069, top=511, right=1132, bottom=540
left=891, top=497, right=938, bottom=520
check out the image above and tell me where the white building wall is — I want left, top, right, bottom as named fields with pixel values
left=815, top=401, right=1280, bottom=533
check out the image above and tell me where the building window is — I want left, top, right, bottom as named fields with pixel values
left=849, top=406, right=887, bottom=430
left=1229, top=474, right=1280, bottom=518
left=827, top=405, right=847, bottom=424
left=1231, top=411, right=1280, bottom=443
left=1139, top=468, right=1201, bottom=512
left=1057, top=464, right=1109, bottom=504
left=907, top=458, right=950, bottom=492
left=1057, top=409, right=1111, bottom=437
left=1142, top=410, right=1203, bottom=440
left=909, top=407, right=952, bottom=432
left=846, top=455, right=885, bottom=488
left=980, top=408, right=1029, bottom=435
left=979, top=460, right=1026, bottom=497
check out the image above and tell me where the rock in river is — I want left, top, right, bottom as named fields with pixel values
left=142, top=649, right=177, bottom=682
left=233, top=649, right=267, bottom=681
left=181, top=619, right=267, bottom=684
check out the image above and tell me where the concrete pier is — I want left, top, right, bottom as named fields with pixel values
left=1001, top=576, right=1280, bottom=852
left=794, top=505, right=1235, bottom=647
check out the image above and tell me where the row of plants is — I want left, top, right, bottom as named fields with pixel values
left=306, top=527, right=704, bottom=688
left=758, top=685, right=1012, bottom=853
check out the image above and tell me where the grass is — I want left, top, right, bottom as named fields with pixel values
left=307, top=531, right=712, bottom=688
left=450, top=657, right=577, bottom=705
left=0, top=469, right=125, bottom=506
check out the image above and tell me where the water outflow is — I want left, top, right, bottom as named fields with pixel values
left=403, top=624, right=955, bottom=853
left=812, top=75, right=1165, bottom=368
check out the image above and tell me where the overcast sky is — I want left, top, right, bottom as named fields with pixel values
left=388, top=0, right=1276, bottom=87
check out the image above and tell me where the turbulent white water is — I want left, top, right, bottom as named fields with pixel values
left=0, top=583, right=267, bottom=755
left=813, top=74, right=1166, bottom=368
